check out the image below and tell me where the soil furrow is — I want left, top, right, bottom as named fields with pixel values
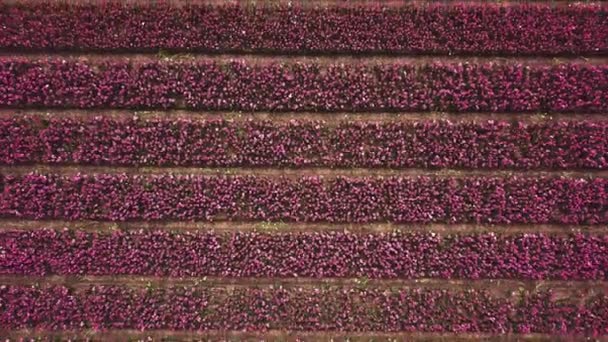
left=2, top=52, right=605, bottom=65
left=1, top=330, right=604, bottom=342
left=1, top=165, right=606, bottom=178
left=1, top=109, right=606, bottom=123
left=2, top=0, right=605, bottom=7
left=1, top=275, right=607, bottom=294
left=0, top=219, right=606, bottom=235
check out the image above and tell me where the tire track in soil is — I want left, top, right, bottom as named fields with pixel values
left=0, top=219, right=606, bottom=235
left=1, top=275, right=607, bottom=298
left=2, top=52, right=605, bottom=65
left=1, top=165, right=606, bottom=178
left=3, top=0, right=606, bottom=8
left=1, top=109, right=606, bottom=123
left=2, top=330, right=602, bottom=342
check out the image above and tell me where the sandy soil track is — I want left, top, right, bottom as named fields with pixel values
left=3, top=0, right=606, bottom=9
left=1, top=164, right=606, bottom=178
left=2, top=109, right=607, bottom=123
left=1, top=275, right=607, bottom=300
left=3, top=330, right=604, bottom=342
left=1, top=219, right=606, bottom=235
left=2, top=52, right=606, bottom=65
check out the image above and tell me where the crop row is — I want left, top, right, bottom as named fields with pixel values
left=1, top=3, right=606, bottom=56
left=0, top=174, right=606, bottom=224
left=1, top=285, right=607, bottom=334
left=2, top=229, right=608, bottom=280
left=2, top=116, right=608, bottom=169
left=1, top=60, right=606, bottom=112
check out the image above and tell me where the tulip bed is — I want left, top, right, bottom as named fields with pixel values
left=0, top=173, right=606, bottom=224
left=1, top=284, right=607, bottom=334
left=2, top=229, right=608, bottom=280
left=3, top=1, right=608, bottom=339
left=2, top=116, right=608, bottom=169
left=1, top=59, right=607, bottom=112
left=1, top=3, right=606, bottom=56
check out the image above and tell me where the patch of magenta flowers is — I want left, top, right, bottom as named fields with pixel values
left=0, top=3, right=605, bottom=56
left=0, top=173, right=606, bottom=224
left=1, top=229, right=607, bottom=280
left=1, top=285, right=608, bottom=335
left=1, top=59, right=606, bottom=112
left=1, top=116, right=607, bottom=169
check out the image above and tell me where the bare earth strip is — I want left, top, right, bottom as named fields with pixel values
left=2, top=52, right=606, bottom=65
left=2, top=330, right=601, bottom=342
left=0, top=219, right=606, bottom=235
left=3, top=0, right=606, bottom=8
left=1, top=109, right=607, bottom=123
left=1, top=165, right=606, bottom=178
left=1, top=275, right=607, bottom=296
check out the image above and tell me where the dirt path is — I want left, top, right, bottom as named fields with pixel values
left=1, top=275, right=607, bottom=295
left=2, top=52, right=605, bottom=65
left=2, top=330, right=601, bottom=342
left=3, top=0, right=606, bottom=7
left=1, top=165, right=605, bottom=179
left=0, top=219, right=605, bottom=235
left=2, top=108, right=606, bottom=124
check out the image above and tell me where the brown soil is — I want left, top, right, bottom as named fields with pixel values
left=1, top=275, right=607, bottom=297
left=1, top=164, right=606, bottom=179
left=2, top=52, right=606, bottom=65
left=1, top=108, right=606, bottom=124
left=1, top=330, right=600, bottom=342
left=3, top=0, right=606, bottom=9
left=0, top=219, right=606, bottom=236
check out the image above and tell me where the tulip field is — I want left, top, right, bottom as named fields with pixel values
left=0, top=1, right=607, bottom=340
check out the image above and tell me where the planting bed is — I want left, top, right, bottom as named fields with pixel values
left=2, top=229, right=608, bottom=280
left=2, top=284, right=608, bottom=335
left=0, top=173, right=606, bottom=223
left=1, top=116, right=607, bottom=169
left=0, top=59, right=606, bottom=112
left=1, top=3, right=606, bottom=56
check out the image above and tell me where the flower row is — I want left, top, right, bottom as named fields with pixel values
left=2, top=229, right=608, bottom=280
left=2, top=116, right=608, bottom=169
left=1, top=174, right=606, bottom=224
left=1, top=59, right=606, bottom=112
left=1, top=285, right=607, bottom=334
left=1, top=3, right=606, bottom=56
